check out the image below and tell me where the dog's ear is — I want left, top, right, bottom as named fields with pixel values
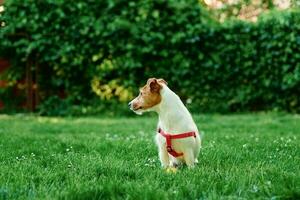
left=148, top=78, right=161, bottom=93
left=157, top=78, right=167, bottom=85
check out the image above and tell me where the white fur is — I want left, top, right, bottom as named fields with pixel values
left=133, top=84, right=201, bottom=168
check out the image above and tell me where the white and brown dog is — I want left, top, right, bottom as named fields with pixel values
left=129, top=78, right=201, bottom=168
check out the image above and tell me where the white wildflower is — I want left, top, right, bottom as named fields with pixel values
left=252, top=185, right=259, bottom=193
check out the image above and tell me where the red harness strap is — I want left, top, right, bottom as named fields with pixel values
left=158, top=128, right=196, bottom=157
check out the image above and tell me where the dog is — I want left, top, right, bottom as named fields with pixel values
left=129, top=78, right=201, bottom=168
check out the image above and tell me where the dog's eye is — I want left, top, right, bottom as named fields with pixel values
left=140, top=92, right=143, bottom=96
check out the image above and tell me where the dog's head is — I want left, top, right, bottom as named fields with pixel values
left=128, top=78, right=167, bottom=115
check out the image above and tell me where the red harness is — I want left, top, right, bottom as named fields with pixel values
left=158, top=128, right=196, bottom=157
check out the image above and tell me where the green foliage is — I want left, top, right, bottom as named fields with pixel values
left=0, top=113, right=299, bottom=199
left=1, top=0, right=300, bottom=114
left=37, top=96, right=70, bottom=116
left=0, top=0, right=212, bottom=114
left=204, top=10, right=300, bottom=113
left=37, top=96, right=132, bottom=117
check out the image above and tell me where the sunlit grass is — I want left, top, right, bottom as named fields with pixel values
left=0, top=113, right=299, bottom=199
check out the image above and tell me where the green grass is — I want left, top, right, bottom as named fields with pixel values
left=0, top=113, right=299, bottom=200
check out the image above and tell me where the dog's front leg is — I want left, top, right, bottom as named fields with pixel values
left=156, top=134, right=170, bottom=168
left=183, top=149, right=195, bottom=168
left=158, top=146, right=170, bottom=168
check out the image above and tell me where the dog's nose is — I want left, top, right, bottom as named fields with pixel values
left=128, top=102, right=132, bottom=108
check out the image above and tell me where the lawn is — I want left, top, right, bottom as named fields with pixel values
left=0, top=113, right=299, bottom=199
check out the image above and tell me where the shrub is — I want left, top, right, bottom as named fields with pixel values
left=0, top=0, right=212, bottom=114
left=1, top=0, right=300, bottom=114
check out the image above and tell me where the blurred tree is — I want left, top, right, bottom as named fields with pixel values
left=200, top=0, right=300, bottom=21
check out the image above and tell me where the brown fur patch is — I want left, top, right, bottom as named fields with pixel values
left=131, top=78, right=163, bottom=110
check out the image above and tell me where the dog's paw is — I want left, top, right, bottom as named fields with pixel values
left=166, top=167, right=177, bottom=173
